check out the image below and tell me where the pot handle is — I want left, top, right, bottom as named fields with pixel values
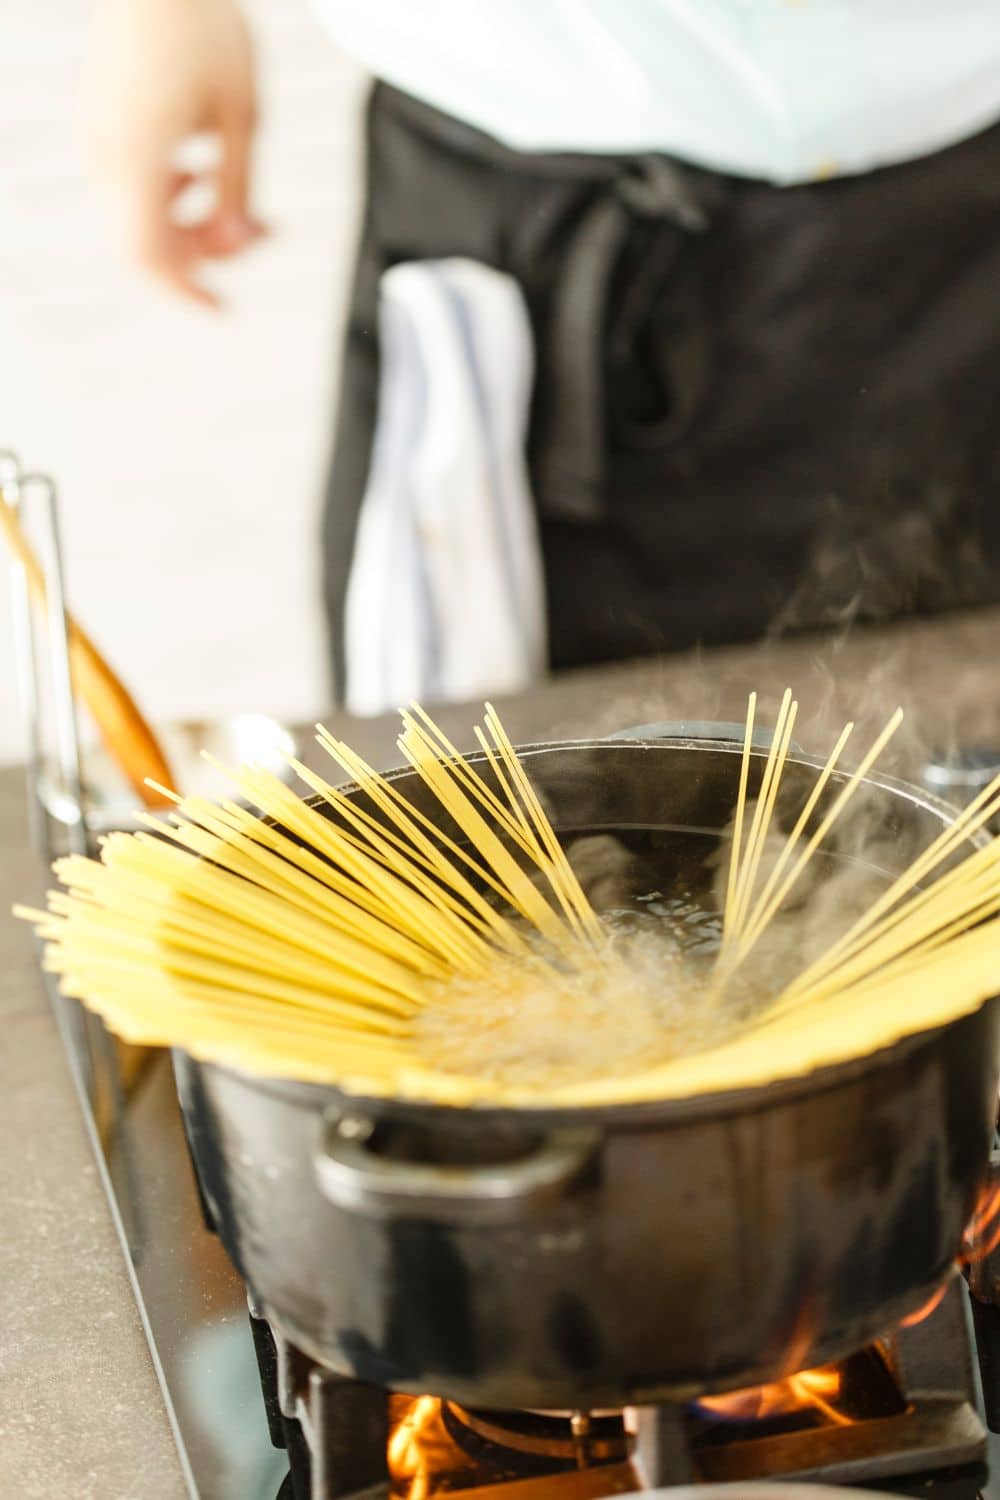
left=315, top=1113, right=598, bottom=1223
left=608, top=719, right=800, bottom=753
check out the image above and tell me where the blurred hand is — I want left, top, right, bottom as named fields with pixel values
left=82, top=0, right=264, bottom=307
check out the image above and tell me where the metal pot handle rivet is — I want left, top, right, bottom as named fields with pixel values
left=314, top=1114, right=599, bottom=1223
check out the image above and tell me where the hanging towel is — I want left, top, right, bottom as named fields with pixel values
left=343, top=258, right=547, bottom=717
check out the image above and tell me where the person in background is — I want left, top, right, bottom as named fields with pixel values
left=83, top=0, right=1000, bottom=702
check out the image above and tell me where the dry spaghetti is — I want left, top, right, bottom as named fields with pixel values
left=16, top=698, right=1000, bottom=1105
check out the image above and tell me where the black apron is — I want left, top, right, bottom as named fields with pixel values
left=322, top=83, right=1000, bottom=699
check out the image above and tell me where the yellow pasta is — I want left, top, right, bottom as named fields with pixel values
left=14, top=698, right=1000, bottom=1107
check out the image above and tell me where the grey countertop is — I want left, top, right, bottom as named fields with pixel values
left=2, top=607, right=999, bottom=1499
left=0, top=800, right=191, bottom=1495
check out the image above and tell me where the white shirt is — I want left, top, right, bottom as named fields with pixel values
left=312, top=0, right=1000, bottom=185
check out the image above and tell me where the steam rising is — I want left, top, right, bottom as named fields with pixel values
left=409, top=800, right=907, bottom=1092
left=707, top=783, right=921, bottom=996
left=416, top=504, right=998, bottom=1093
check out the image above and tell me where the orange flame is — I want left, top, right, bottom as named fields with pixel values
left=962, top=1181, right=1000, bottom=1265
left=899, top=1281, right=949, bottom=1329
left=894, top=1175, right=1000, bottom=1331
left=388, top=1396, right=442, bottom=1500
left=698, top=1362, right=850, bottom=1428
left=772, top=1297, right=817, bottom=1382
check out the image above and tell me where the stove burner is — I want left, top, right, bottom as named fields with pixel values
left=254, top=1279, right=991, bottom=1499
left=384, top=1396, right=639, bottom=1496
left=443, top=1402, right=630, bottom=1465
left=690, top=1345, right=906, bottom=1439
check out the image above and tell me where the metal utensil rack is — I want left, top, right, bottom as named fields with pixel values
left=1, top=450, right=89, bottom=862
left=2, top=450, right=278, bottom=1500
left=0, top=449, right=115, bottom=1119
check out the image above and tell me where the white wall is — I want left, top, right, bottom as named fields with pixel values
left=0, top=0, right=368, bottom=766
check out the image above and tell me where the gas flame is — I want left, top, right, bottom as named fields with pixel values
left=698, top=1362, right=850, bottom=1428
left=899, top=1282, right=949, bottom=1329
left=962, top=1181, right=1000, bottom=1264
left=384, top=1182, right=1000, bottom=1491
left=901, top=1176, right=1000, bottom=1330
left=388, top=1396, right=442, bottom=1500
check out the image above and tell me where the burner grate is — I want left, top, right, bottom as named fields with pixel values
left=673, top=1281, right=986, bottom=1494
left=253, top=1279, right=989, bottom=1499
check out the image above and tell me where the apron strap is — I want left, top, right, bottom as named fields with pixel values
left=534, top=155, right=709, bottom=523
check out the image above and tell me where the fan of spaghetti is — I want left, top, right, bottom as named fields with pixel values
left=16, top=697, right=1000, bottom=1105
left=18, top=706, right=610, bottom=1089
left=560, top=690, right=1000, bottom=1107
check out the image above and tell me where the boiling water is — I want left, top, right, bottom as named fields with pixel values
left=411, top=831, right=750, bottom=1091
left=410, top=826, right=894, bottom=1093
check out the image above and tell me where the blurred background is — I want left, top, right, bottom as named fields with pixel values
left=5, top=3, right=1000, bottom=776
left=0, top=0, right=367, bottom=765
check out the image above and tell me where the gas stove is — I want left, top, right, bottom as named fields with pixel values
left=14, top=459, right=1000, bottom=1498
left=30, top=756, right=999, bottom=1500
left=43, top=1002, right=1000, bottom=1500
left=250, top=1276, right=1000, bottom=1499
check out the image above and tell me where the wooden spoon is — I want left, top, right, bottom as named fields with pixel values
left=0, top=496, right=176, bottom=808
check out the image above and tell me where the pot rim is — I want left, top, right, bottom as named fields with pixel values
left=341, top=731, right=973, bottom=833
left=184, top=1005, right=995, bottom=1128
left=183, top=732, right=994, bottom=1126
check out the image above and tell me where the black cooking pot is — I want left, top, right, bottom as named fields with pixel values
left=174, top=727, right=1000, bottom=1410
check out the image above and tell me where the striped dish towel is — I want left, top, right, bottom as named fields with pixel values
left=343, top=258, right=546, bottom=716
